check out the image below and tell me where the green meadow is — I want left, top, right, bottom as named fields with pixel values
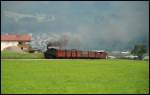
left=1, top=59, right=149, bottom=94
left=1, top=51, right=44, bottom=59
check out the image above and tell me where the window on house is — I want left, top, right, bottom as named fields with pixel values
left=18, top=41, right=24, bottom=45
left=19, top=42, right=22, bottom=44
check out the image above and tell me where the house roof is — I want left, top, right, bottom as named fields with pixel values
left=1, top=34, right=31, bottom=41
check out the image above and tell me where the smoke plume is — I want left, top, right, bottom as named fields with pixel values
left=46, top=35, right=69, bottom=48
left=30, top=32, right=82, bottom=51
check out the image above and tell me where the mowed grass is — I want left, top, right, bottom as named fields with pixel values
left=1, top=59, right=149, bottom=94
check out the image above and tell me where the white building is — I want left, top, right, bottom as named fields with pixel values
left=143, top=56, right=149, bottom=60
left=108, top=56, right=116, bottom=59
left=124, top=55, right=138, bottom=59
left=121, top=51, right=130, bottom=54
left=1, top=34, right=31, bottom=51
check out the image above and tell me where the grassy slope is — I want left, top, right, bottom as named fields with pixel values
left=1, top=51, right=44, bottom=59
left=1, top=59, right=149, bottom=94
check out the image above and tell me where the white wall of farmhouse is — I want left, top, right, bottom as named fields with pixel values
left=1, top=41, right=18, bottom=51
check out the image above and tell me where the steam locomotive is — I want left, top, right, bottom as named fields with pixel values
left=44, top=46, right=108, bottom=59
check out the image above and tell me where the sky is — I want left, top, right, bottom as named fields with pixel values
left=1, top=1, right=149, bottom=51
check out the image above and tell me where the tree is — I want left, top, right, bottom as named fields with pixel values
left=131, top=44, right=147, bottom=60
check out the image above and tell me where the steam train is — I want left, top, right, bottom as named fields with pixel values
left=44, top=47, right=108, bottom=59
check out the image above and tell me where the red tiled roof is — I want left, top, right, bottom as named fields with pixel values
left=1, top=34, right=32, bottom=41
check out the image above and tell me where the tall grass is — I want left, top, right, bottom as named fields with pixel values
left=1, top=51, right=44, bottom=59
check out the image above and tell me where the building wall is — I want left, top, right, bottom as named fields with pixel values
left=1, top=41, right=18, bottom=51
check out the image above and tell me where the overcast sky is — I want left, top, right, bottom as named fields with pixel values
left=1, top=1, right=149, bottom=51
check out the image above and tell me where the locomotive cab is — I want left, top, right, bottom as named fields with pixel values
left=44, top=47, right=57, bottom=59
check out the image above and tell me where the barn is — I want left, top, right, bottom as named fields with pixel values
left=1, top=34, right=32, bottom=51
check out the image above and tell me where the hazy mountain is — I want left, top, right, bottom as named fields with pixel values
left=1, top=1, right=149, bottom=51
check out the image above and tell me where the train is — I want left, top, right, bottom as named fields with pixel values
left=44, top=47, right=108, bottom=59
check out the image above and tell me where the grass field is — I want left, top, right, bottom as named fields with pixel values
left=1, top=59, right=149, bottom=94
left=1, top=51, right=44, bottom=59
